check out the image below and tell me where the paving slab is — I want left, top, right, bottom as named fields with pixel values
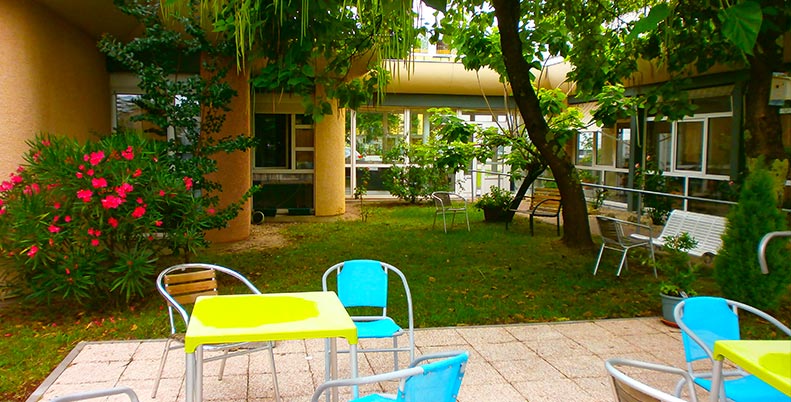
left=27, top=317, right=685, bottom=402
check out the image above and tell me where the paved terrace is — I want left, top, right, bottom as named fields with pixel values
left=28, top=317, right=700, bottom=402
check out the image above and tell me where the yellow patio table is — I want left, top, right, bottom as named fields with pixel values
left=709, top=340, right=791, bottom=401
left=184, top=291, right=358, bottom=402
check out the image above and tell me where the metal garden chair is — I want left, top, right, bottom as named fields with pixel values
left=674, top=296, right=791, bottom=402
left=322, top=260, right=415, bottom=374
left=48, top=386, right=139, bottom=402
left=431, top=192, right=470, bottom=233
left=152, top=263, right=280, bottom=400
left=593, top=216, right=657, bottom=277
left=605, top=358, right=698, bottom=402
left=310, top=351, right=469, bottom=402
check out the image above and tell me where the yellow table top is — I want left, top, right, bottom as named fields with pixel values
left=185, top=291, right=358, bottom=353
left=713, top=340, right=791, bottom=396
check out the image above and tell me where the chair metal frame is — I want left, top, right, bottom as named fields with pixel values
left=310, top=351, right=468, bottom=402
left=431, top=191, right=470, bottom=233
left=605, top=358, right=698, bottom=402
left=593, top=216, right=657, bottom=277
left=322, top=260, right=415, bottom=374
left=152, top=263, right=280, bottom=401
left=48, top=386, right=139, bottom=402
left=673, top=296, right=791, bottom=402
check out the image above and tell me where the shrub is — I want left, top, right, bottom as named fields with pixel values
left=714, top=163, right=791, bottom=310
left=474, top=186, right=514, bottom=211
left=0, top=132, right=223, bottom=305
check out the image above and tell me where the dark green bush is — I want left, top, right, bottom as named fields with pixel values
left=714, top=163, right=791, bottom=310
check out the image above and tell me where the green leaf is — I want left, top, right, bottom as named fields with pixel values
left=627, top=3, right=671, bottom=40
left=422, top=0, right=447, bottom=11
left=718, top=1, right=763, bottom=55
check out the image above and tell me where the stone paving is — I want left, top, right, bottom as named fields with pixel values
left=27, top=317, right=697, bottom=402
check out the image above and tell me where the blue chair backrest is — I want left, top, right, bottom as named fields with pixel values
left=680, top=296, right=740, bottom=362
left=337, top=259, right=389, bottom=308
left=398, top=352, right=468, bottom=402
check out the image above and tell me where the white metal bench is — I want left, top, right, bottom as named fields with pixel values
left=631, top=210, right=727, bottom=258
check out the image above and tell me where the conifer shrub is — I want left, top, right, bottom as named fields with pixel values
left=714, top=163, right=791, bottom=310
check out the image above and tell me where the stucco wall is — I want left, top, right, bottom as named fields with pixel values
left=0, top=1, right=111, bottom=177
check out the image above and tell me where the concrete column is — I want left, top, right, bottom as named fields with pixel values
left=313, top=101, right=346, bottom=216
left=205, top=61, right=252, bottom=242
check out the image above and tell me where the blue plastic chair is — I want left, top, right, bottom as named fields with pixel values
left=322, top=260, right=415, bottom=373
left=674, top=296, right=791, bottom=402
left=310, top=351, right=468, bottom=402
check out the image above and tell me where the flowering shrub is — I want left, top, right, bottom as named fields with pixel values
left=0, top=132, right=222, bottom=304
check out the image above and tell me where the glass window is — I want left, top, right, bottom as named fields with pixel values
left=706, top=117, right=732, bottom=175
left=114, top=94, right=144, bottom=132
left=616, top=123, right=631, bottom=169
left=576, top=132, right=594, bottom=166
left=254, top=114, right=290, bottom=168
left=409, top=111, right=427, bottom=147
left=596, top=129, right=616, bottom=166
left=646, top=120, right=672, bottom=171
left=356, top=111, right=405, bottom=164
left=675, top=121, right=703, bottom=171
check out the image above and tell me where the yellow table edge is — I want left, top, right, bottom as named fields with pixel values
left=713, top=340, right=791, bottom=396
left=184, top=291, right=358, bottom=353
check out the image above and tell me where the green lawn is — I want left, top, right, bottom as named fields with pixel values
left=1, top=202, right=789, bottom=401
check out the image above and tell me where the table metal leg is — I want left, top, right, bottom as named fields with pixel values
left=185, top=351, right=196, bottom=402
left=350, top=344, right=358, bottom=399
left=709, top=359, right=724, bottom=402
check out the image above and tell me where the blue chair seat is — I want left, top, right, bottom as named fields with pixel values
left=355, top=318, right=403, bottom=339
left=695, top=375, right=790, bottom=402
left=353, top=394, right=396, bottom=402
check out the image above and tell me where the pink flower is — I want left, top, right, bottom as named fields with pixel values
left=78, top=164, right=85, bottom=171
left=207, top=208, right=216, bottom=215
left=0, top=208, right=6, bottom=216
left=27, top=245, right=38, bottom=257
left=91, top=239, right=99, bottom=247
left=76, top=189, right=93, bottom=203
left=155, top=220, right=163, bottom=227
left=53, top=202, right=60, bottom=209
left=23, top=186, right=31, bottom=196
left=132, top=206, right=146, bottom=219
left=100, top=195, right=123, bottom=209
left=0, top=200, right=3, bottom=207
left=121, top=146, right=134, bottom=160
left=91, top=177, right=108, bottom=189
left=108, top=217, right=118, bottom=228
left=87, top=227, right=101, bottom=237
left=88, top=151, right=105, bottom=166
left=75, top=172, right=83, bottom=179
left=16, top=166, right=24, bottom=173
left=0, top=181, right=13, bottom=191
left=33, top=152, right=41, bottom=162
left=48, top=225, right=60, bottom=233
left=136, top=197, right=144, bottom=204
left=158, top=190, right=166, bottom=196
left=132, top=168, right=142, bottom=178
left=64, top=216, right=72, bottom=223
left=183, top=177, right=193, bottom=190
left=30, top=183, right=39, bottom=194
left=116, top=183, right=134, bottom=198
left=10, top=174, right=22, bottom=184
left=53, top=216, right=60, bottom=223
left=41, top=139, right=51, bottom=146
left=86, top=169, right=94, bottom=177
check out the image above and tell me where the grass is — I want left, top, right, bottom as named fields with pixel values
left=1, top=202, right=789, bottom=401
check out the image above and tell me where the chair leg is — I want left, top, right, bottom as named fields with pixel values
left=392, top=337, right=399, bottom=372
left=218, top=349, right=230, bottom=380
left=442, top=212, right=448, bottom=233
left=464, top=211, right=470, bottom=231
left=450, top=211, right=457, bottom=229
left=529, top=214, right=535, bottom=236
left=268, top=344, right=281, bottom=402
left=593, top=243, right=606, bottom=275
left=648, top=243, right=657, bottom=277
left=556, top=215, right=560, bottom=236
left=432, top=212, right=438, bottom=230
left=151, top=338, right=173, bottom=398
left=616, top=250, right=629, bottom=276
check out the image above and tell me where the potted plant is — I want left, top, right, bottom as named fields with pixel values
left=655, top=232, right=699, bottom=326
left=474, top=186, right=515, bottom=222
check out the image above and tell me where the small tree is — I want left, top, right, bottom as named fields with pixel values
left=714, top=161, right=791, bottom=310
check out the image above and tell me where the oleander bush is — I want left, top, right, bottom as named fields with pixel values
left=0, top=132, right=237, bottom=305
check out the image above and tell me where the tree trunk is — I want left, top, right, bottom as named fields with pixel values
left=492, top=0, right=594, bottom=249
left=743, top=5, right=789, bottom=202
